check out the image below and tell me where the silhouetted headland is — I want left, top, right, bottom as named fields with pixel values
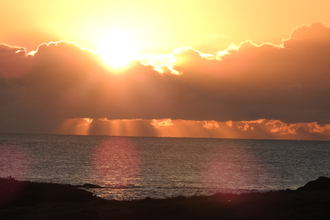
left=1, top=177, right=330, bottom=220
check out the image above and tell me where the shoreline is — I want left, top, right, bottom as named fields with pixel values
left=1, top=177, right=330, bottom=219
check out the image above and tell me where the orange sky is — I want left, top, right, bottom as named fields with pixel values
left=1, top=1, right=330, bottom=140
left=3, top=0, right=330, bottom=53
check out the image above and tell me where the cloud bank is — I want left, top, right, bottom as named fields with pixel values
left=1, top=23, right=330, bottom=139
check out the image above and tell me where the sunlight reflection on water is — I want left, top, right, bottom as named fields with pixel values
left=203, top=142, right=274, bottom=190
left=91, top=137, right=141, bottom=188
left=0, top=145, right=30, bottom=179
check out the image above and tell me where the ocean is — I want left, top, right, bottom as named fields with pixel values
left=0, top=133, right=329, bottom=200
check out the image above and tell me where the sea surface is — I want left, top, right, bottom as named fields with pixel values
left=0, top=133, right=329, bottom=200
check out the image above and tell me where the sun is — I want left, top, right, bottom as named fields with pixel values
left=98, top=30, right=138, bottom=68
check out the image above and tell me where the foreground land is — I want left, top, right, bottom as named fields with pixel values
left=1, top=177, right=330, bottom=220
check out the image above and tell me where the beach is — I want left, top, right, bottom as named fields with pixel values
left=1, top=177, right=330, bottom=220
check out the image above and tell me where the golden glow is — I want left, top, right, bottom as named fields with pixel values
left=2, top=1, right=330, bottom=142
left=98, top=30, right=138, bottom=68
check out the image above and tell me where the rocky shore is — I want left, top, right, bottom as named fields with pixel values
left=1, top=177, right=330, bottom=220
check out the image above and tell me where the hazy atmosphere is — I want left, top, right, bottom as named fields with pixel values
left=1, top=0, right=330, bottom=140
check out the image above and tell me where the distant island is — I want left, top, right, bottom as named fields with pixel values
left=1, top=177, right=330, bottom=220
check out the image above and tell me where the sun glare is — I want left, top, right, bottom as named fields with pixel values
left=98, top=30, right=138, bottom=68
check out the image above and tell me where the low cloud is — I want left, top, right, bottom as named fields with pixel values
left=56, top=118, right=330, bottom=140
left=0, top=23, right=330, bottom=139
left=151, top=119, right=174, bottom=128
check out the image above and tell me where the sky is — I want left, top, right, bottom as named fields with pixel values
left=1, top=0, right=330, bottom=140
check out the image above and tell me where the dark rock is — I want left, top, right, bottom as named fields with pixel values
left=0, top=178, right=100, bottom=207
left=80, top=183, right=103, bottom=188
left=1, top=177, right=330, bottom=220
left=297, top=176, right=330, bottom=191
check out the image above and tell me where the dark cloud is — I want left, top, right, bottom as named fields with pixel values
left=1, top=23, right=330, bottom=134
left=0, top=44, right=31, bottom=78
left=172, top=23, right=330, bottom=123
